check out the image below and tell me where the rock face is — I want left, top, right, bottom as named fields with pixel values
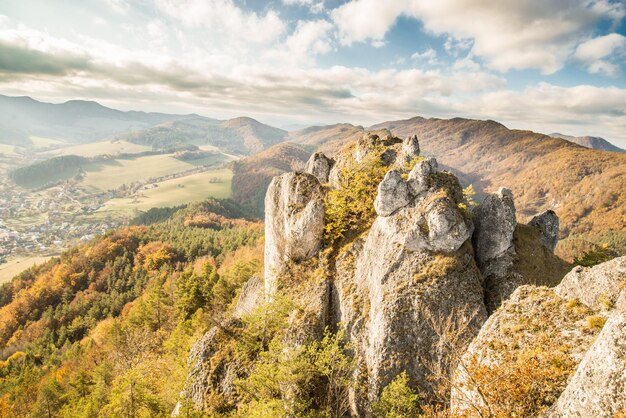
left=548, top=312, right=626, bottom=417
left=450, top=285, right=601, bottom=417
left=556, top=256, right=626, bottom=311
left=232, top=275, right=263, bottom=319
left=264, top=172, right=325, bottom=295
left=473, top=187, right=516, bottom=265
left=305, top=152, right=335, bottom=183
left=399, top=134, right=420, bottom=164
left=529, top=210, right=559, bottom=251
left=373, top=169, right=411, bottom=216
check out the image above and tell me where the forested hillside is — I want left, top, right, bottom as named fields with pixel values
left=0, top=199, right=263, bottom=417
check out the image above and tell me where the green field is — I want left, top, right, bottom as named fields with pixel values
left=80, top=153, right=231, bottom=191
left=44, top=140, right=151, bottom=158
left=30, top=136, right=67, bottom=148
left=0, top=143, right=17, bottom=155
left=95, top=168, right=233, bottom=217
left=0, top=255, right=55, bottom=284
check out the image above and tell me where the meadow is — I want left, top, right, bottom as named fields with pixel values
left=0, top=255, right=54, bottom=284
left=93, top=168, right=233, bottom=217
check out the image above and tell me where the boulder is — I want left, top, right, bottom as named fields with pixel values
left=548, top=312, right=626, bottom=417
left=305, top=152, right=335, bottom=184
left=264, top=172, right=325, bottom=296
left=556, top=256, right=626, bottom=311
left=472, top=187, right=516, bottom=265
left=374, top=169, right=411, bottom=216
left=529, top=210, right=559, bottom=251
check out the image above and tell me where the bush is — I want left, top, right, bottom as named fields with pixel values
left=372, top=371, right=421, bottom=418
left=573, top=243, right=618, bottom=267
left=324, top=146, right=388, bottom=245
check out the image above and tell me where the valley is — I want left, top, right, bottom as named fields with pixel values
left=0, top=137, right=236, bottom=266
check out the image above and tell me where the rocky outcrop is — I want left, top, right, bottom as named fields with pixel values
left=264, top=172, right=325, bottom=295
left=548, top=312, right=626, bottom=417
left=473, top=187, right=516, bottom=265
left=373, top=169, right=411, bottom=216
left=398, top=134, right=420, bottom=164
left=233, top=275, right=263, bottom=318
left=179, top=129, right=587, bottom=417
left=556, top=256, right=626, bottom=311
left=450, top=285, right=602, bottom=417
left=305, top=152, right=335, bottom=184
left=529, top=210, right=559, bottom=251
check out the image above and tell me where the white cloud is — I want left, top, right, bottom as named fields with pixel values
left=104, top=0, right=129, bottom=15
left=282, top=0, right=325, bottom=14
left=411, top=48, right=438, bottom=65
left=286, top=19, right=334, bottom=56
left=155, top=0, right=285, bottom=44
left=574, top=33, right=626, bottom=75
left=331, top=0, right=625, bottom=74
left=331, top=0, right=408, bottom=45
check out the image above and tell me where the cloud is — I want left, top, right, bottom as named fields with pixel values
left=331, top=0, right=408, bottom=45
left=286, top=19, right=334, bottom=56
left=0, top=42, right=92, bottom=76
left=411, top=48, right=438, bottom=65
left=155, top=0, right=285, bottom=44
left=104, top=0, right=129, bottom=15
left=282, top=0, right=325, bottom=14
left=331, top=0, right=625, bottom=73
left=574, top=33, right=626, bottom=75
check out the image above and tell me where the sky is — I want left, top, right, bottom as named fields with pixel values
left=1, top=0, right=626, bottom=147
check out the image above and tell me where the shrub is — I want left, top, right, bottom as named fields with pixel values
left=573, top=243, right=618, bottom=267
left=372, top=371, right=421, bottom=418
left=324, top=146, right=388, bottom=245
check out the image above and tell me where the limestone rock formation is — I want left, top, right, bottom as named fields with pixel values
left=450, top=285, right=602, bottom=417
left=399, top=134, right=420, bottom=164
left=373, top=169, right=411, bottom=216
left=547, top=312, right=626, bottom=417
left=305, top=152, right=335, bottom=184
left=232, top=275, right=263, bottom=319
left=178, top=129, right=590, bottom=417
left=473, top=187, right=516, bottom=265
left=529, top=210, right=559, bottom=251
left=264, top=171, right=325, bottom=295
left=556, top=256, right=626, bottom=311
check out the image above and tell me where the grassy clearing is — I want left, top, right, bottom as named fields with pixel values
left=29, top=136, right=67, bottom=148
left=81, top=153, right=231, bottom=191
left=43, top=140, right=151, bottom=158
left=94, top=168, right=233, bottom=217
left=0, top=144, right=17, bottom=155
left=0, top=255, right=55, bottom=284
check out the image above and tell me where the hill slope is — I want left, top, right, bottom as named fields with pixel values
left=0, top=95, right=192, bottom=144
left=119, top=116, right=287, bottom=155
left=549, top=132, right=625, bottom=153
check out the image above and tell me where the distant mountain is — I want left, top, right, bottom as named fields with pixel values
left=121, top=115, right=287, bottom=155
left=0, top=95, right=192, bottom=145
left=0, top=95, right=288, bottom=155
left=549, top=132, right=625, bottom=153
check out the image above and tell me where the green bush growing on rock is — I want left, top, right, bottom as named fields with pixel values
left=324, top=146, right=388, bottom=246
left=372, top=371, right=421, bottom=418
